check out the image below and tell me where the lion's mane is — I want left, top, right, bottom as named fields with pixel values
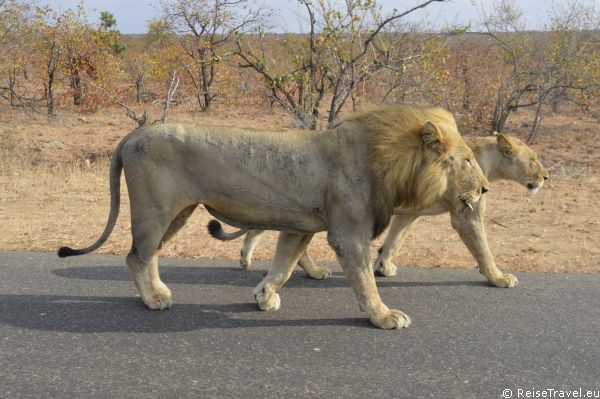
left=339, top=105, right=460, bottom=237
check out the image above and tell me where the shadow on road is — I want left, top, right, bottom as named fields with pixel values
left=52, top=265, right=488, bottom=289
left=0, top=294, right=373, bottom=333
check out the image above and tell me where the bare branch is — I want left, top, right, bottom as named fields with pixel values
left=89, top=81, right=148, bottom=127
left=0, top=86, right=41, bottom=114
left=350, top=0, right=447, bottom=66
left=153, top=70, right=180, bottom=125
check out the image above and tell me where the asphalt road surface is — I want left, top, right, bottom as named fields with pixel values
left=1, top=251, right=599, bottom=398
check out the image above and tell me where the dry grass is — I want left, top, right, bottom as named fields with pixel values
left=1, top=105, right=599, bottom=274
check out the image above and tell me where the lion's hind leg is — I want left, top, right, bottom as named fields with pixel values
left=240, top=230, right=264, bottom=269
left=254, top=233, right=313, bottom=311
left=374, top=214, right=419, bottom=277
left=159, top=205, right=198, bottom=249
left=126, top=248, right=172, bottom=310
left=126, top=208, right=190, bottom=310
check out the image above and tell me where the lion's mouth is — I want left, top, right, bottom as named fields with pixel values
left=458, top=193, right=480, bottom=211
left=527, top=181, right=544, bottom=194
left=462, top=199, right=474, bottom=210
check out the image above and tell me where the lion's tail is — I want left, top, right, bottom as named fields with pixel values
left=57, top=142, right=124, bottom=258
left=207, top=219, right=247, bottom=241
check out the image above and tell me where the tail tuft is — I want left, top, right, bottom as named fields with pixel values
left=207, top=219, right=247, bottom=240
left=58, top=246, right=80, bottom=258
left=207, top=219, right=223, bottom=238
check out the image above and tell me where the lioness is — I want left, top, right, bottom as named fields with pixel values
left=209, top=134, right=549, bottom=287
left=58, top=105, right=488, bottom=329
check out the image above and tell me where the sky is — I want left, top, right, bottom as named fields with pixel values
left=41, top=0, right=555, bottom=34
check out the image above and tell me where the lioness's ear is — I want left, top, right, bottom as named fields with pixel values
left=496, top=133, right=517, bottom=159
left=421, top=121, right=446, bottom=155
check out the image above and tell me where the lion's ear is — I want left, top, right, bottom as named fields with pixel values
left=421, top=121, right=447, bottom=155
left=496, top=134, right=517, bottom=160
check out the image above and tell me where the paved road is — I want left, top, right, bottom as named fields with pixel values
left=1, top=251, right=599, bottom=398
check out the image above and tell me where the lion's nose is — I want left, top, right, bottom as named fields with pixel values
left=543, top=175, right=549, bottom=181
left=481, top=186, right=489, bottom=194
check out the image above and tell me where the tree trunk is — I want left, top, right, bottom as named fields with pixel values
left=202, top=92, right=211, bottom=111
left=491, top=102, right=510, bottom=133
left=197, top=49, right=213, bottom=112
left=7, top=60, right=18, bottom=106
left=46, top=45, right=60, bottom=116
left=492, top=85, right=522, bottom=133
left=462, top=62, right=470, bottom=111
left=8, top=75, right=15, bottom=106
left=46, top=76, right=55, bottom=116
left=70, top=70, right=83, bottom=106
left=550, top=88, right=563, bottom=113
left=135, top=75, right=143, bottom=103
left=527, top=87, right=546, bottom=144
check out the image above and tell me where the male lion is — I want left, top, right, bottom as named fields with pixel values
left=58, top=105, right=488, bottom=329
left=209, top=134, right=549, bottom=287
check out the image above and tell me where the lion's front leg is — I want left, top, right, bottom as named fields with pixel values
left=328, top=232, right=411, bottom=330
left=253, top=233, right=313, bottom=311
left=450, top=197, right=518, bottom=288
left=375, top=214, right=419, bottom=277
left=297, top=250, right=332, bottom=280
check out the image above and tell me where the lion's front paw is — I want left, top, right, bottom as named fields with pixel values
left=489, top=273, right=519, bottom=288
left=306, top=266, right=332, bottom=280
left=142, top=284, right=173, bottom=310
left=371, top=309, right=411, bottom=329
left=375, top=260, right=397, bottom=277
left=255, top=289, right=281, bottom=311
left=240, top=255, right=252, bottom=269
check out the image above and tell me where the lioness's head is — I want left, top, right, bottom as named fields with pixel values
left=495, top=133, right=549, bottom=194
left=421, top=120, right=490, bottom=211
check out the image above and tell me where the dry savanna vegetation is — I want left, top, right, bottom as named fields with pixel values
left=1, top=0, right=599, bottom=274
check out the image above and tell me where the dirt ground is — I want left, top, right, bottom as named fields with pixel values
left=0, top=104, right=598, bottom=274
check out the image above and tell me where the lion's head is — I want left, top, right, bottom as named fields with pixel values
left=434, top=122, right=490, bottom=211
left=344, top=105, right=489, bottom=237
left=495, top=134, right=549, bottom=194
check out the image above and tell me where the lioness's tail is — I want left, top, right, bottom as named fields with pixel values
left=207, top=219, right=247, bottom=241
left=57, top=142, right=124, bottom=258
